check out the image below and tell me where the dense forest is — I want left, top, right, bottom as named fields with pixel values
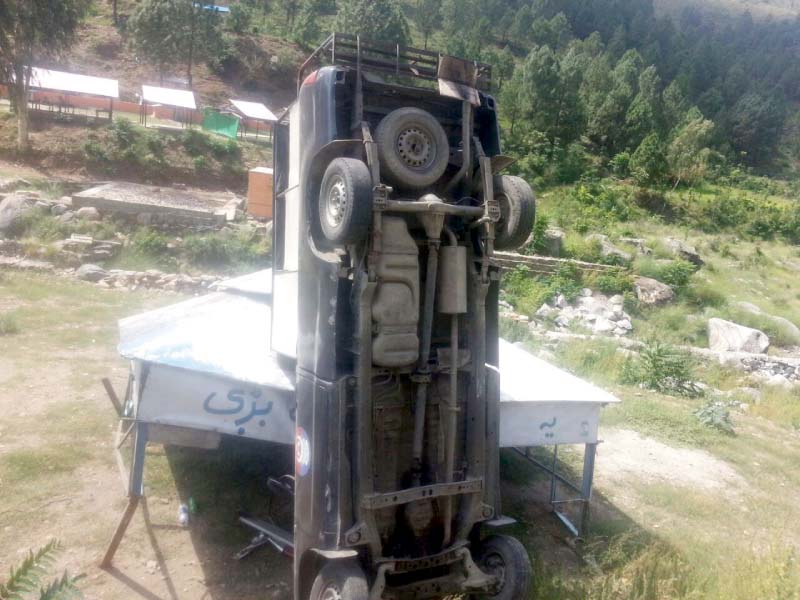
left=275, top=0, right=800, bottom=186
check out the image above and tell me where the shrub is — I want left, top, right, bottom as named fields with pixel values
left=193, top=156, right=209, bottom=172
left=130, top=228, right=171, bottom=255
left=109, top=118, right=138, bottom=151
left=592, top=267, right=634, bottom=295
left=182, top=129, right=211, bottom=157
left=609, top=151, right=631, bottom=178
left=694, top=400, right=735, bottom=434
left=684, top=281, right=727, bottom=308
left=621, top=340, right=701, bottom=397
left=183, top=228, right=270, bottom=270
left=525, top=213, right=551, bottom=256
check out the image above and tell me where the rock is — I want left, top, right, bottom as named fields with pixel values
left=555, top=315, right=572, bottom=328
left=51, top=203, right=68, bottom=216
left=664, top=237, right=704, bottom=266
left=59, top=211, right=76, bottom=223
left=76, top=206, right=101, bottom=221
left=763, top=373, right=792, bottom=388
left=0, top=177, right=32, bottom=192
left=34, top=200, right=51, bottom=211
left=708, top=318, right=770, bottom=354
left=617, top=318, right=633, bottom=331
left=609, top=294, right=624, bottom=305
left=580, top=288, right=593, bottom=298
left=593, top=317, right=616, bottom=334
left=76, top=263, right=108, bottom=282
left=536, top=302, right=558, bottom=319
left=735, top=301, right=800, bottom=343
left=543, top=227, right=566, bottom=257
left=634, top=276, right=675, bottom=306
left=587, top=234, right=632, bottom=263
left=0, top=193, right=35, bottom=233
left=554, top=294, right=568, bottom=309
left=58, top=195, right=72, bottom=205
left=619, top=237, right=652, bottom=255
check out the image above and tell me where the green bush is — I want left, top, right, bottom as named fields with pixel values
left=592, top=267, right=634, bottom=295
left=183, top=228, right=270, bottom=270
left=110, top=118, right=138, bottom=151
left=182, top=129, right=211, bottom=157
left=636, top=258, right=697, bottom=291
left=130, top=228, right=171, bottom=255
left=694, top=400, right=735, bottom=434
left=609, top=151, right=631, bottom=178
left=621, top=340, right=701, bottom=397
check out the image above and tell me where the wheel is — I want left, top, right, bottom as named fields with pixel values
left=492, top=175, right=536, bottom=251
left=318, top=157, right=373, bottom=245
left=476, top=535, right=532, bottom=600
left=309, top=560, right=369, bottom=600
left=375, top=107, right=450, bottom=190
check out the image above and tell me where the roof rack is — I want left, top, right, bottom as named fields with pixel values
left=297, top=33, right=492, bottom=93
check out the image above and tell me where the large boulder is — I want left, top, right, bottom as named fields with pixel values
left=708, top=318, right=769, bottom=354
left=0, top=193, right=36, bottom=234
left=76, top=263, right=108, bottom=282
left=664, top=237, right=704, bottom=266
left=735, top=301, right=800, bottom=344
left=542, top=227, right=566, bottom=257
left=76, top=206, right=101, bottom=221
left=634, top=276, right=675, bottom=305
left=587, top=234, right=632, bottom=263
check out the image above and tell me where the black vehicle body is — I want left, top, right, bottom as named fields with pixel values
left=264, top=34, right=533, bottom=600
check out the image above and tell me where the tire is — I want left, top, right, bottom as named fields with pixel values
left=476, top=535, right=533, bottom=600
left=309, top=560, right=369, bottom=600
left=318, top=157, right=373, bottom=245
left=492, top=175, right=536, bottom=251
left=375, top=107, right=450, bottom=190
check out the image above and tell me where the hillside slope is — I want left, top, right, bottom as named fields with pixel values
left=656, top=0, right=800, bottom=19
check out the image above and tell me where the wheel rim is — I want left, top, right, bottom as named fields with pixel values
left=495, top=193, right=511, bottom=230
left=320, top=582, right=343, bottom=600
left=397, top=126, right=433, bottom=169
left=482, top=551, right=507, bottom=593
left=325, top=176, right=348, bottom=229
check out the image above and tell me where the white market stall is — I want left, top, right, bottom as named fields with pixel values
left=140, top=85, right=197, bottom=128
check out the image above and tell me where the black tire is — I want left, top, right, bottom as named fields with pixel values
left=309, top=560, right=369, bottom=600
left=476, top=535, right=533, bottom=600
left=492, top=175, right=536, bottom=251
left=375, top=107, right=450, bottom=190
left=318, top=157, right=373, bottom=245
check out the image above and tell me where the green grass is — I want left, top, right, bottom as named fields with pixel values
left=0, top=445, right=92, bottom=485
left=0, top=311, right=20, bottom=335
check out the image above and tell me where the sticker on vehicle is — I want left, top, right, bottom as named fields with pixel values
left=295, top=426, right=310, bottom=477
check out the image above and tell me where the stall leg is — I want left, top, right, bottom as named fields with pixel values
left=100, top=422, right=148, bottom=568
left=580, top=443, right=597, bottom=536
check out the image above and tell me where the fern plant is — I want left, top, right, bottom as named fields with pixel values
left=0, top=540, right=83, bottom=600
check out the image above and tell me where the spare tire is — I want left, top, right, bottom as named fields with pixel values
left=492, top=175, right=536, bottom=251
left=375, top=107, right=450, bottom=190
left=318, top=157, right=373, bottom=246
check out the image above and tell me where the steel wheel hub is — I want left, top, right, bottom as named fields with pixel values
left=326, top=177, right=348, bottom=228
left=397, top=127, right=432, bottom=168
left=482, top=552, right=506, bottom=592
left=320, top=584, right=343, bottom=600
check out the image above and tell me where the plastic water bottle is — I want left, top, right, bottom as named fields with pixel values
left=178, top=503, right=189, bottom=527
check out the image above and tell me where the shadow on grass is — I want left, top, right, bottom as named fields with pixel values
left=107, top=439, right=680, bottom=600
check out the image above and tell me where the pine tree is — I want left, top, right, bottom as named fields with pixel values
left=334, top=0, right=409, bottom=45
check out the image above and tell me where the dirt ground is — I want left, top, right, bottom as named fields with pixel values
left=2, top=270, right=798, bottom=599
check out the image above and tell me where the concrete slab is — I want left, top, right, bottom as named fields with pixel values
left=72, top=182, right=242, bottom=228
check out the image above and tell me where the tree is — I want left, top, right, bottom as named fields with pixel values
left=667, top=112, right=715, bottom=187
left=630, top=132, right=666, bottom=185
left=292, top=0, right=322, bottom=46
left=728, top=90, right=787, bottom=165
left=624, top=65, right=662, bottom=149
left=0, top=0, right=88, bottom=152
left=334, top=0, right=409, bottom=45
left=129, top=0, right=223, bottom=87
left=413, top=0, right=441, bottom=50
